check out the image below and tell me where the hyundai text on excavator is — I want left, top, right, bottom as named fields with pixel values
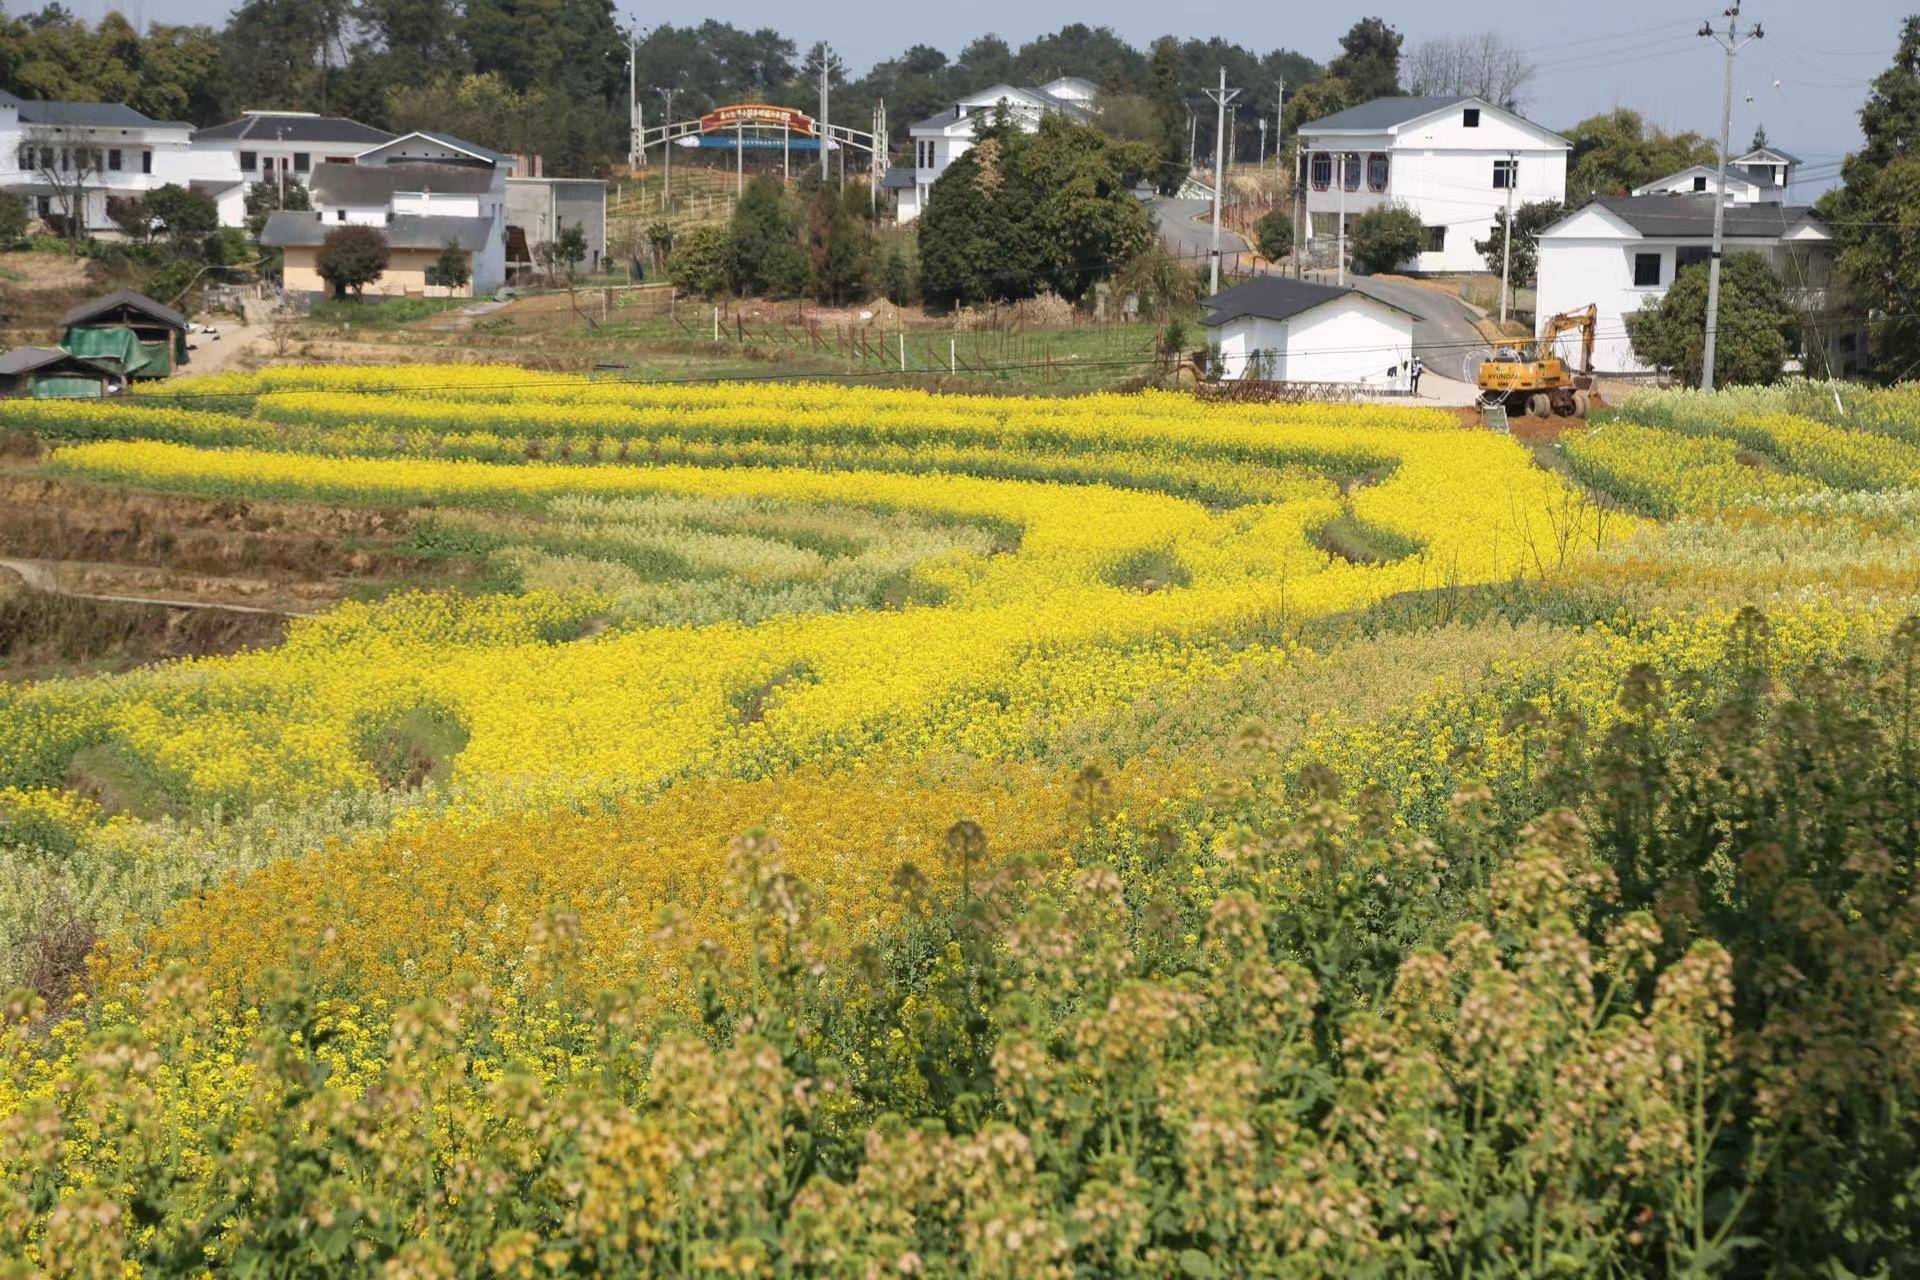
left=1477, top=304, right=1598, bottom=420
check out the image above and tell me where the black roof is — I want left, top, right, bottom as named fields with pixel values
left=0, top=346, right=116, bottom=377
left=0, top=89, right=187, bottom=130
left=880, top=166, right=916, bottom=190
left=193, top=113, right=395, bottom=145
left=61, top=289, right=189, bottom=332
left=310, top=161, right=497, bottom=203
left=1200, top=276, right=1420, bottom=327
left=1592, top=195, right=1826, bottom=238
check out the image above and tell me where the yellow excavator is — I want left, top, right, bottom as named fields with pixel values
left=1477, top=304, right=1597, bottom=420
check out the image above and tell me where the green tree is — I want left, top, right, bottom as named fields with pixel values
left=107, top=195, right=154, bottom=244
left=426, top=241, right=471, bottom=293
left=315, top=224, right=390, bottom=298
left=804, top=183, right=867, bottom=304
left=919, top=111, right=1154, bottom=309
left=141, top=184, right=217, bottom=254
left=534, top=221, right=588, bottom=283
left=1328, top=18, right=1401, bottom=101
left=1564, top=109, right=1718, bottom=197
left=877, top=243, right=918, bottom=305
left=1473, top=199, right=1564, bottom=286
left=1626, top=253, right=1793, bottom=386
left=243, top=180, right=311, bottom=238
left=0, top=193, right=26, bottom=244
left=1348, top=201, right=1424, bottom=274
left=1832, top=17, right=1920, bottom=373
left=727, top=176, right=807, bottom=297
left=1147, top=37, right=1186, bottom=191
left=1283, top=76, right=1352, bottom=137
left=667, top=223, right=733, bottom=297
left=1255, top=208, right=1294, bottom=261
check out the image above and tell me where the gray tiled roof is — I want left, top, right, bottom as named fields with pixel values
left=1300, top=96, right=1472, bottom=132
left=1200, top=276, right=1420, bottom=327
left=880, top=166, right=917, bottom=190
left=61, top=289, right=189, bottom=331
left=0, top=345, right=115, bottom=377
left=1593, top=195, right=1826, bottom=238
left=194, top=113, right=395, bottom=145
left=311, top=161, right=496, bottom=204
left=260, top=211, right=494, bottom=251
left=2, top=93, right=188, bottom=129
left=365, top=131, right=510, bottom=166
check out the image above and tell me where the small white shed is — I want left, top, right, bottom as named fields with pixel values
left=1199, top=277, right=1420, bottom=386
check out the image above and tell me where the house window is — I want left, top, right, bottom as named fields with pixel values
left=336, top=209, right=347, bottom=221
left=37, top=147, right=52, bottom=171
left=140, top=150, right=151, bottom=174
left=1463, top=107, right=1481, bottom=127
left=1633, top=252, right=1662, bottom=287
left=1493, top=159, right=1518, bottom=189
left=16, top=146, right=29, bottom=169
left=294, top=152, right=310, bottom=172
left=107, top=148, right=122, bottom=171
left=239, top=151, right=257, bottom=172
left=1693, top=176, right=1708, bottom=192
left=1366, top=153, right=1389, bottom=192
left=1426, top=225, right=1446, bottom=252
left=1310, top=152, right=1332, bottom=191
left=1676, top=245, right=1712, bottom=274
left=1342, top=152, right=1361, bottom=192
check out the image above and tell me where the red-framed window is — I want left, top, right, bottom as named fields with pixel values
left=1367, top=153, right=1389, bottom=192
left=1310, top=152, right=1331, bottom=191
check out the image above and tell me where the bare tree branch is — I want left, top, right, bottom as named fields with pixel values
left=1404, top=33, right=1536, bottom=109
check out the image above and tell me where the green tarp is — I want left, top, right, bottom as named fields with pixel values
left=31, top=373, right=104, bottom=399
left=61, top=325, right=154, bottom=377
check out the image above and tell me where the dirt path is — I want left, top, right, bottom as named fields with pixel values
left=0, top=558, right=314, bottom=617
left=184, top=320, right=273, bottom=374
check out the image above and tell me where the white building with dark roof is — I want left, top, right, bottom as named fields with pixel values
left=1199, top=275, right=1419, bottom=385
left=894, top=76, right=1096, bottom=223
left=1628, top=144, right=1801, bottom=207
left=189, top=110, right=397, bottom=225
left=0, top=89, right=196, bottom=235
left=1534, top=194, right=1856, bottom=375
left=1297, top=95, right=1569, bottom=274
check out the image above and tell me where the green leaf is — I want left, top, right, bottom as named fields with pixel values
left=1178, top=1248, right=1217, bottom=1278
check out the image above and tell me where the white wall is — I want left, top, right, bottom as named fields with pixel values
left=1211, top=296, right=1413, bottom=385
left=1, top=123, right=196, bottom=231
left=1303, top=101, right=1568, bottom=274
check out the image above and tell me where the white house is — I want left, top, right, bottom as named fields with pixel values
left=0, top=90, right=195, bottom=235
left=189, top=110, right=396, bottom=227
left=1199, top=275, right=1419, bottom=386
left=1629, top=144, right=1800, bottom=206
left=1534, top=194, right=1857, bottom=375
left=1297, top=95, right=1569, bottom=274
left=259, top=132, right=511, bottom=298
left=505, top=176, right=608, bottom=276
left=892, top=76, right=1096, bottom=223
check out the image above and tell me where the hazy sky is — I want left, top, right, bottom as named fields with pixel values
left=75, top=0, right=1909, bottom=190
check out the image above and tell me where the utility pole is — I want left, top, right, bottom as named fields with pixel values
left=819, top=46, right=832, bottom=181
left=1204, top=68, right=1240, bottom=296
left=736, top=120, right=744, bottom=198
left=1293, top=140, right=1305, bottom=279
left=1499, top=149, right=1517, bottom=325
left=1257, top=118, right=1267, bottom=170
left=656, top=87, right=677, bottom=213
left=1337, top=151, right=1347, bottom=287
left=627, top=39, right=638, bottom=169
left=1700, top=6, right=1763, bottom=392
left=1274, top=78, right=1284, bottom=157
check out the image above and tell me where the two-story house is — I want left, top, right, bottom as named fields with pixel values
left=1629, top=143, right=1801, bottom=206
left=1296, top=96, right=1570, bottom=275
left=259, top=132, right=510, bottom=298
left=189, top=110, right=397, bottom=227
left=0, top=90, right=195, bottom=236
left=1534, top=194, right=1858, bottom=375
left=890, top=77, right=1096, bottom=223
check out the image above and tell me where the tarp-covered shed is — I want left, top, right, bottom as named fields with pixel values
left=59, top=290, right=190, bottom=379
left=0, top=346, right=119, bottom=398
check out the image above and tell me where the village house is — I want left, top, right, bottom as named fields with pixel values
left=1628, top=143, right=1803, bottom=206
left=1296, top=95, right=1570, bottom=275
left=1199, top=276, right=1419, bottom=387
left=890, top=76, right=1097, bottom=223
left=0, top=90, right=195, bottom=236
left=1534, top=194, right=1858, bottom=375
left=189, top=110, right=398, bottom=227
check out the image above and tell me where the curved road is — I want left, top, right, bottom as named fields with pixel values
left=1346, top=277, right=1493, bottom=383
left=1148, top=196, right=1250, bottom=261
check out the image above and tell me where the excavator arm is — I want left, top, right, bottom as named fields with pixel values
left=1537, top=304, right=1597, bottom=375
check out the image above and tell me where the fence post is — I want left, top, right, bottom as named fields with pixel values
left=899, top=333, right=906, bottom=372
left=712, top=306, right=719, bottom=342
left=950, top=337, right=956, bottom=375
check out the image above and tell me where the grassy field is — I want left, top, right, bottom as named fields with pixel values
left=0, top=373, right=1916, bottom=1275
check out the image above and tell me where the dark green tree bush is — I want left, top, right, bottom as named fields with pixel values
left=1627, top=253, right=1793, bottom=387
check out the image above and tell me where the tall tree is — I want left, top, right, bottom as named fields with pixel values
left=1402, top=33, right=1535, bottom=107
left=1563, top=109, right=1717, bottom=197
left=1327, top=17, right=1401, bottom=101
left=1147, top=37, right=1186, bottom=190
left=1832, top=17, right=1920, bottom=374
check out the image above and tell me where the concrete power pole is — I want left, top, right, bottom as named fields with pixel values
left=1204, top=68, right=1240, bottom=296
left=1499, top=149, right=1517, bottom=326
left=1700, top=6, right=1763, bottom=392
left=819, top=47, right=832, bottom=181
left=656, top=87, right=677, bottom=213
left=1274, top=78, right=1283, bottom=159
left=1337, top=151, right=1347, bottom=287
left=627, top=39, right=638, bottom=169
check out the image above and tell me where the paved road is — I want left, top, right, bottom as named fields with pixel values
left=1148, top=197, right=1249, bottom=260
left=1343, top=277, right=1491, bottom=381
